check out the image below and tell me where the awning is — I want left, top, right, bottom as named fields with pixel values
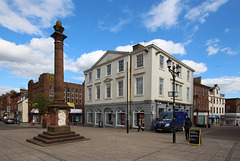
left=70, top=109, right=82, bottom=114
left=30, top=109, right=39, bottom=113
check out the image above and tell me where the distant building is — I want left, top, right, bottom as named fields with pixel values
left=17, top=89, right=28, bottom=122
left=28, top=73, right=85, bottom=124
left=193, top=77, right=210, bottom=127
left=225, top=98, right=240, bottom=126
left=0, top=89, right=28, bottom=120
left=0, top=93, right=11, bottom=118
left=84, top=43, right=194, bottom=130
left=208, top=84, right=225, bottom=125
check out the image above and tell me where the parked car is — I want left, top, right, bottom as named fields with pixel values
left=155, top=111, right=188, bottom=132
left=3, top=118, right=15, bottom=124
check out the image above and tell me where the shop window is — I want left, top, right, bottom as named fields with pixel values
left=105, top=108, right=113, bottom=126
left=95, top=109, right=101, bottom=125
left=87, top=110, right=93, bottom=124
left=116, top=108, right=125, bottom=126
left=133, top=107, right=144, bottom=128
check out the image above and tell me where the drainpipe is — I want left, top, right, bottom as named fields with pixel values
left=129, top=54, right=132, bottom=128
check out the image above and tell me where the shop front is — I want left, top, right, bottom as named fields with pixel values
left=30, top=109, right=39, bottom=123
left=133, top=107, right=145, bottom=128
left=209, top=115, right=221, bottom=125
left=193, top=111, right=208, bottom=127
left=69, top=109, right=83, bottom=125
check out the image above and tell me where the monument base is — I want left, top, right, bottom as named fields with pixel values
left=26, top=126, right=89, bottom=147
left=48, top=125, right=71, bottom=132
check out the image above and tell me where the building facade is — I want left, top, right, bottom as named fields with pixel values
left=17, top=89, right=28, bottom=122
left=225, top=98, right=240, bottom=126
left=208, top=84, right=225, bottom=125
left=193, top=77, right=210, bottom=127
left=84, top=44, right=194, bottom=130
left=28, top=73, right=85, bottom=124
left=0, top=93, right=11, bottom=118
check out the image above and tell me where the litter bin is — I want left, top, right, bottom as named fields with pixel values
left=99, top=121, right=103, bottom=127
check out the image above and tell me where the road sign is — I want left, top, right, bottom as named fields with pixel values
left=168, top=91, right=179, bottom=97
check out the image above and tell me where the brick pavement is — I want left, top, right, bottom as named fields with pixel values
left=0, top=123, right=239, bottom=161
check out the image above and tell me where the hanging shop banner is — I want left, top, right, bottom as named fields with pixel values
left=188, top=128, right=202, bottom=146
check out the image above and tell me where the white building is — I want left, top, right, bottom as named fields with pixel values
left=84, top=44, right=194, bottom=130
left=208, top=84, right=225, bottom=125
left=18, top=98, right=28, bottom=122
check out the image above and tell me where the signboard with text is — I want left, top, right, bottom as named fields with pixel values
left=188, top=128, right=202, bottom=146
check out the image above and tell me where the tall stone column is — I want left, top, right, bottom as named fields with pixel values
left=48, top=21, right=70, bottom=131
left=51, top=21, right=67, bottom=102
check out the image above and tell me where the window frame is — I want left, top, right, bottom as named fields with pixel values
left=136, top=54, right=143, bottom=68
left=118, top=80, right=124, bottom=97
left=159, top=78, right=164, bottom=96
left=136, top=77, right=143, bottom=95
left=107, top=64, right=111, bottom=76
left=118, top=59, right=124, bottom=72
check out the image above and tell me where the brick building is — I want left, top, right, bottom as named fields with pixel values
left=225, top=98, right=240, bottom=126
left=193, top=77, right=210, bottom=127
left=0, top=89, right=28, bottom=120
left=0, top=93, right=11, bottom=118
left=28, top=73, right=85, bottom=125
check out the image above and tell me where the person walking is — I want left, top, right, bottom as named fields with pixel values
left=184, top=117, right=192, bottom=141
left=16, top=117, right=20, bottom=125
left=138, top=118, right=144, bottom=132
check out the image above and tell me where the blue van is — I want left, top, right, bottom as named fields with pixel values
left=155, top=111, right=188, bottom=132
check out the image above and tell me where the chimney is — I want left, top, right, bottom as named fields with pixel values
left=133, top=43, right=144, bottom=51
left=194, top=77, right=202, bottom=85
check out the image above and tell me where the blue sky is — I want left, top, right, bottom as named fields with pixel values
left=0, top=0, right=239, bottom=98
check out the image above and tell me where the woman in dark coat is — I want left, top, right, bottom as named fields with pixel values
left=184, top=117, right=192, bottom=141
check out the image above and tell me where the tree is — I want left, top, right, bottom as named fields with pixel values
left=29, top=94, right=51, bottom=128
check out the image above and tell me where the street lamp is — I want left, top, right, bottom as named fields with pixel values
left=166, top=58, right=181, bottom=143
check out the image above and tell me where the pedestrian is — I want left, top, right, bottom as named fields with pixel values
left=138, top=118, right=144, bottom=132
left=184, top=117, right=192, bottom=141
left=31, top=119, right=35, bottom=126
left=16, top=117, right=20, bottom=125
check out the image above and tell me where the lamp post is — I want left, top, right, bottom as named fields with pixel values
left=166, top=58, right=181, bottom=143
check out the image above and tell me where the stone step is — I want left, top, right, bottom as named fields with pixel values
left=33, top=135, right=84, bottom=144
left=38, top=133, right=80, bottom=140
left=43, top=131, right=76, bottom=136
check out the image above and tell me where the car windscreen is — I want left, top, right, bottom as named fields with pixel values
left=159, top=114, right=173, bottom=121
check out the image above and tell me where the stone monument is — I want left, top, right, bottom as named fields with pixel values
left=27, top=21, right=87, bottom=146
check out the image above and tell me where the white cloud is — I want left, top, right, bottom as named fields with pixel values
left=109, top=19, right=130, bottom=32
left=181, top=60, right=207, bottom=75
left=207, top=46, right=220, bottom=56
left=115, top=45, right=133, bottom=52
left=206, top=38, right=239, bottom=56
left=185, top=0, right=228, bottom=23
left=72, top=76, right=85, bottom=82
left=0, top=37, right=54, bottom=78
left=0, top=0, right=74, bottom=35
left=225, top=28, right=230, bottom=33
left=143, top=0, right=182, bottom=31
left=115, top=39, right=187, bottom=55
left=202, top=76, right=240, bottom=93
left=65, top=50, right=105, bottom=73
left=0, top=86, right=20, bottom=95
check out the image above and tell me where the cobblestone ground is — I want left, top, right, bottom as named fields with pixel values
left=0, top=124, right=239, bottom=161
